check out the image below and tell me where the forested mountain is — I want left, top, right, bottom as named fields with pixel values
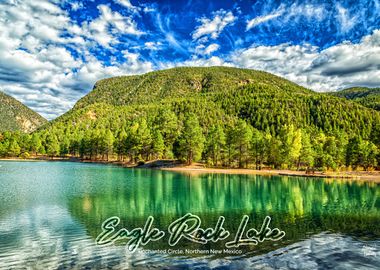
left=1, top=67, right=380, bottom=170
left=0, top=90, right=47, bottom=133
left=330, top=87, right=380, bottom=111
left=74, top=67, right=312, bottom=109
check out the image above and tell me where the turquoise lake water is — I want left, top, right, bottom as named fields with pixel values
left=0, top=161, right=379, bottom=269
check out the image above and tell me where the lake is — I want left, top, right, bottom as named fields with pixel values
left=0, top=161, right=379, bottom=269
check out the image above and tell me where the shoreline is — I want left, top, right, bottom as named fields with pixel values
left=1, top=157, right=380, bottom=183
left=160, top=166, right=380, bottom=183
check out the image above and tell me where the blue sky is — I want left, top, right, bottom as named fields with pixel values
left=0, top=0, right=379, bottom=119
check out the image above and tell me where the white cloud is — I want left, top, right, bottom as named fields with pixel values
left=122, top=50, right=153, bottom=73
left=183, top=56, right=229, bottom=67
left=70, top=2, right=83, bottom=11
left=114, top=0, right=138, bottom=11
left=62, top=56, right=151, bottom=92
left=37, top=46, right=78, bottom=69
left=246, top=7, right=284, bottom=31
left=195, top=43, right=220, bottom=55
left=192, top=9, right=236, bottom=40
left=0, top=0, right=150, bottom=120
left=0, top=0, right=379, bottom=121
left=144, top=41, right=162, bottom=50
left=83, top=4, right=143, bottom=48
left=142, top=5, right=156, bottom=13
left=231, top=43, right=318, bottom=87
left=29, top=0, right=62, bottom=14
left=246, top=3, right=327, bottom=31
left=286, top=3, right=325, bottom=21
left=161, top=56, right=232, bottom=70
left=231, top=29, right=380, bottom=91
left=336, top=4, right=358, bottom=34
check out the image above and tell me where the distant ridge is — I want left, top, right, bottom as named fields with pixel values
left=0, top=90, right=47, bottom=133
left=330, top=87, right=380, bottom=111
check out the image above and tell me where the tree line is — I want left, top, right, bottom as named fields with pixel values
left=0, top=111, right=378, bottom=171
left=2, top=79, right=380, bottom=171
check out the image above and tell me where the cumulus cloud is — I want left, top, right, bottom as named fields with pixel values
left=231, top=29, right=380, bottom=91
left=182, top=56, right=230, bottom=67
left=83, top=4, right=143, bottom=48
left=161, top=56, right=231, bottom=70
left=0, top=0, right=149, bottom=120
left=62, top=53, right=152, bottom=92
left=195, top=43, right=220, bottom=55
left=0, top=0, right=379, bottom=121
left=192, top=9, right=236, bottom=40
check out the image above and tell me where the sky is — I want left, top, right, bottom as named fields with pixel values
left=0, top=0, right=379, bottom=119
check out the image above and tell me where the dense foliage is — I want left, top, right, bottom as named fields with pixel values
left=0, top=91, right=47, bottom=132
left=74, top=66, right=312, bottom=109
left=331, top=87, right=380, bottom=111
left=1, top=67, right=380, bottom=171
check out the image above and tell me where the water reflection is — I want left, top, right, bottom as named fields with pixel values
left=0, top=162, right=379, bottom=269
left=67, top=169, right=380, bottom=255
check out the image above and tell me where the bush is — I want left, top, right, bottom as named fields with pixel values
left=20, top=152, right=30, bottom=159
left=137, top=160, right=145, bottom=166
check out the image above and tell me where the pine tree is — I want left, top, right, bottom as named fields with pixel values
left=127, top=118, right=152, bottom=162
left=279, top=125, right=301, bottom=168
left=346, top=136, right=361, bottom=169
left=30, top=133, right=42, bottom=156
left=358, top=140, right=378, bottom=170
left=59, top=136, right=70, bottom=157
left=152, top=129, right=165, bottom=159
left=178, top=114, right=205, bottom=165
left=8, top=139, right=21, bottom=157
left=46, top=134, right=60, bottom=157
left=251, top=128, right=266, bottom=170
left=205, top=125, right=226, bottom=166
left=156, top=109, right=179, bottom=158
left=232, top=120, right=253, bottom=168
left=105, top=129, right=114, bottom=161
left=0, top=140, right=5, bottom=157
left=115, top=129, right=128, bottom=161
left=299, top=131, right=314, bottom=169
left=267, top=136, right=282, bottom=169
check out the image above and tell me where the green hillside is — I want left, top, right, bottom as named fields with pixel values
left=74, top=66, right=312, bottom=109
left=58, top=67, right=380, bottom=141
left=0, top=91, right=47, bottom=133
left=2, top=67, right=380, bottom=170
left=330, top=87, right=380, bottom=111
